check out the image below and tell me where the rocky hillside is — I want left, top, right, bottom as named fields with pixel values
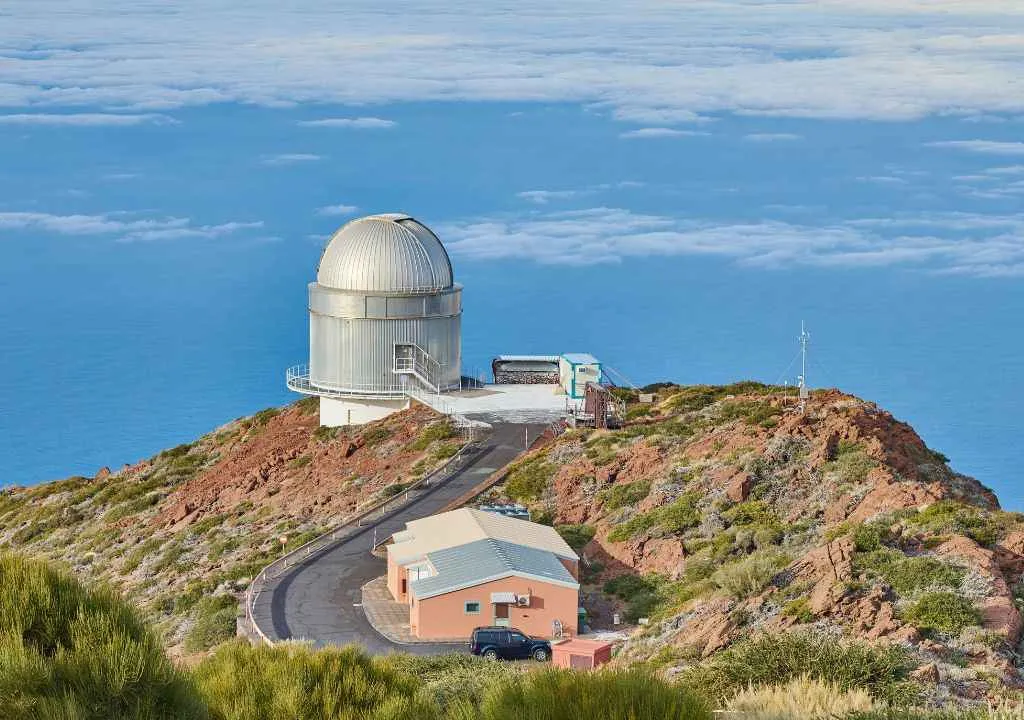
left=0, top=398, right=462, bottom=656
left=490, top=383, right=1024, bottom=703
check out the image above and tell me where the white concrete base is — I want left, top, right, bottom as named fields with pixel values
left=413, top=384, right=573, bottom=423
left=319, top=396, right=410, bottom=427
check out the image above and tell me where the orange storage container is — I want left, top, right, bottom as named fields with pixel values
left=550, top=638, right=613, bottom=670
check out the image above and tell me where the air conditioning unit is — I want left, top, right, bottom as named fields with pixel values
left=516, top=594, right=531, bottom=607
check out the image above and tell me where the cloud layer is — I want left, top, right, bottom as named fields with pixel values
left=3, top=1, right=1024, bottom=122
left=0, top=113, right=176, bottom=126
left=298, top=117, right=396, bottom=129
left=0, top=211, right=262, bottom=242
left=440, top=207, right=1024, bottom=277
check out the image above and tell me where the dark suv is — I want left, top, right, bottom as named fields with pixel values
left=469, top=626, right=551, bottom=661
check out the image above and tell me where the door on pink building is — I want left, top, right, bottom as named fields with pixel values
left=494, top=602, right=510, bottom=627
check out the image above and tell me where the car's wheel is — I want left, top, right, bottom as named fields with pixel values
left=483, top=648, right=499, bottom=661
left=533, top=647, right=549, bottom=662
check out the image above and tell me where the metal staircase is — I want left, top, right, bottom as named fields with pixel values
left=392, top=343, right=442, bottom=394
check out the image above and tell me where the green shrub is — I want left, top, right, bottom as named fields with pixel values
left=293, top=396, right=319, bottom=415
left=194, top=641, right=437, bottom=720
left=724, top=500, right=778, bottom=527
left=827, top=442, right=878, bottom=484
left=380, top=482, right=412, bottom=499
left=185, top=595, right=238, bottom=653
left=124, top=537, right=165, bottom=573
left=607, top=492, right=701, bottom=542
left=288, top=454, right=312, bottom=469
left=624, top=405, right=652, bottom=420
left=711, top=551, right=788, bottom=599
left=901, top=591, right=981, bottom=636
left=362, top=426, right=392, bottom=447
left=458, top=667, right=711, bottom=720
left=556, top=524, right=595, bottom=551
left=597, top=481, right=650, bottom=510
left=409, top=421, right=457, bottom=451
left=681, top=631, right=918, bottom=706
left=430, top=442, right=460, bottom=461
left=603, top=574, right=659, bottom=600
left=782, top=597, right=815, bottom=623
left=380, top=653, right=518, bottom=711
left=152, top=540, right=185, bottom=574
left=726, top=675, right=876, bottom=719
left=160, top=442, right=194, bottom=460
left=251, top=408, right=280, bottom=427
left=0, top=553, right=205, bottom=719
left=504, top=454, right=556, bottom=503
left=313, top=425, right=339, bottom=443
left=853, top=522, right=886, bottom=552
left=853, top=549, right=964, bottom=596
left=719, top=400, right=783, bottom=428
left=904, top=501, right=1005, bottom=547
left=602, top=574, right=679, bottom=623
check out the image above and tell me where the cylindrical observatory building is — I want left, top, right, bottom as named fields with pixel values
left=286, top=213, right=462, bottom=426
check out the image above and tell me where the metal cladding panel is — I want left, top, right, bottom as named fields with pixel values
left=308, top=284, right=366, bottom=317
left=316, top=215, right=454, bottom=293
left=309, top=284, right=460, bottom=320
left=309, top=312, right=461, bottom=392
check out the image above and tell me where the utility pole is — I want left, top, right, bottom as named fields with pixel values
left=798, top=321, right=810, bottom=413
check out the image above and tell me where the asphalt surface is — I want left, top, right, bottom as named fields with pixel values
left=255, top=422, right=542, bottom=655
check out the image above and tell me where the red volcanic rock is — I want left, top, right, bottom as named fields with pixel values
left=725, top=473, right=753, bottom=502
left=936, top=535, right=1022, bottom=643
left=157, top=404, right=443, bottom=529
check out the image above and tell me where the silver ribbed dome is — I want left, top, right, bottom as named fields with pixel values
left=317, top=214, right=454, bottom=294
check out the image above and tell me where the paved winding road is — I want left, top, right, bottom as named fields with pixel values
left=252, top=422, right=541, bottom=654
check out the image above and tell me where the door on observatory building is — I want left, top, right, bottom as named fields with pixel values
left=394, top=344, right=414, bottom=371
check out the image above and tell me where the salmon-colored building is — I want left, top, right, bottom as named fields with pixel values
left=385, top=508, right=580, bottom=640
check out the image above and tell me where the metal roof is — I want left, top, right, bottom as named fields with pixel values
left=317, top=214, right=454, bottom=294
left=388, top=508, right=578, bottom=565
left=561, top=353, right=600, bottom=365
left=409, top=538, right=579, bottom=600
left=492, top=355, right=560, bottom=362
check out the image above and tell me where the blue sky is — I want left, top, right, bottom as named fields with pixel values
left=1, top=1, right=1023, bottom=506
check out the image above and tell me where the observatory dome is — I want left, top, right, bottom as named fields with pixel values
left=317, top=214, right=454, bottom=294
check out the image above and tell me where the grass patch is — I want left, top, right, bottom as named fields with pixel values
left=430, top=441, right=460, bottom=461
left=711, top=550, right=789, bottom=599
left=900, top=591, right=981, bottom=636
left=288, top=454, right=312, bottom=470
left=408, top=421, right=457, bottom=451
left=504, top=453, right=556, bottom=503
left=853, top=548, right=964, bottom=596
left=555, top=524, right=595, bottom=551
left=782, top=596, right=815, bottom=623
left=607, top=492, right=701, bottom=542
left=379, top=482, right=412, bottom=499
left=719, top=399, right=783, bottom=428
left=250, top=407, right=280, bottom=427
left=294, top=395, right=319, bottom=415
left=597, top=481, right=650, bottom=510
left=826, top=441, right=878, bottom=484
left=903, top=501, right=1007, bottom=547
left=194, top=642, right=434, bottom=719
left=184, top=594, right=238, bottom=652
left=602, top=572, right=714, bottom=623
left=124, top=537, right=165, bottom=573
left=466, top=668, right=711, bottom=720
left=681, top=631, right=919, bottom=707
left=0, top=553, right=205, bottom=718
left=313, top=425, right=340, bottom=443
left=361, top=426, right=392, bottom=447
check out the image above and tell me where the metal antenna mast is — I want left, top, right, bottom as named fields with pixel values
left=798, top=321, right=810, bottom=412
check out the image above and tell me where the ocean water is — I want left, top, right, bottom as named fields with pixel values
left=1, top=103, right=1021, bottom=508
